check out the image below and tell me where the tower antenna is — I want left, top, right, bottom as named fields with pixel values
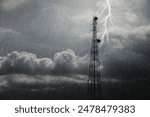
left=87, top=16, right=103, bottom=100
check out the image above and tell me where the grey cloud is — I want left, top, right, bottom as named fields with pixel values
left=0, top=0, right=93, bottom=56
left=0, top=27, right=58, bottom=57
left=101, top=23, right=150, bottom=80
left=0, top=74, right=86, bottom=89
left=0, top=0, right=27, bottom=10
left=0, top=0, right=150, bottom=81
left=109, top=24, right=150, bottom=53
left=102, top=49, right=150, bottom=79
left=52, top=49, right=89, bottom=75
left=0, top=49, right=89, bottom=75
left=0, top=51, right=53, bottom=75
left=0, top=0, right=150, bottom=100
left=0, top=74, right=88, bottom=99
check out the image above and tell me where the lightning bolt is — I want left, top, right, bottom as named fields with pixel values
left=98, top=0, right=113, bottom=45
left=96, top=0, right=113, bottom=69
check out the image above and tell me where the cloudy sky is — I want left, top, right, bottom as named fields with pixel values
left=0, top=0, right=150, bottom=99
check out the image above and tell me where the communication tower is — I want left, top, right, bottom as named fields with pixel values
left=87, top=17, right=103, bottom=100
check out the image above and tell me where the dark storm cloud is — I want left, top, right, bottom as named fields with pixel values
left=0, top=0, right=95, bottom=57
left=97, top=0, right=150, bottom=80
left=0, top=74, right=86, bottom=89
left=103, top=49, right=150, bottom=79
left=0, top=0, right=150, bottom=81
left=102, top=24, right=150, bottom=79
left=0, top=0, right=150, bottom=100
left=0, top=49, right=89, bottom=75
left=0, top=74, right=88, bottom=99
left=0, top=0, right=54, bottom=57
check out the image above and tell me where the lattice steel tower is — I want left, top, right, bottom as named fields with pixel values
left=87, top=17, right=103, bottom=100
